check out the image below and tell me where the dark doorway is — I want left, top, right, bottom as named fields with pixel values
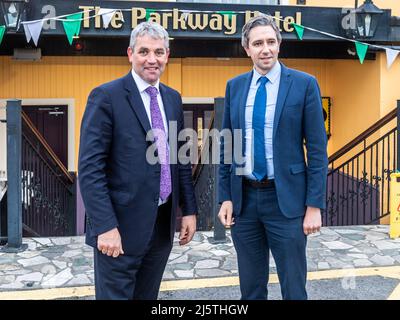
left=183, top=104, right=214, bottom=152
left=22, top=105, right=68, bottom=167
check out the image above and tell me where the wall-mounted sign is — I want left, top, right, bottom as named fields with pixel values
left=22, top=0, right=390, bottom=41
left=322, top=97, right=331, bottom=139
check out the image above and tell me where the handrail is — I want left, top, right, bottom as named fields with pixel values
left=329, top=108, right=397, bottom=163
left=21, top=111, right=73, bottom=183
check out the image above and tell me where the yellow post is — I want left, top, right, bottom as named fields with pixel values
left=389, top=173, right=400, bottom=238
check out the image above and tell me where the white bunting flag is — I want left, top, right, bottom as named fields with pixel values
left=98, top=8, right=117, bottom=29
left=386, top=48, right=400, bottom=69
left=23, top=20, right=44, bottom=46
left=118, top=9, right=125, bottom=23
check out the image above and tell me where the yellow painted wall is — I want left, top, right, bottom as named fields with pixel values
left=0, top=53, right=396, bottom=170
left=289, top=0, right=400, bottom=16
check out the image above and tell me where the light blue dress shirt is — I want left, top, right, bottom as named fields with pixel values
left=244, top=61, right=281, bottom=180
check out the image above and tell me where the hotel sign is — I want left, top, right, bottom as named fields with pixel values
left=24, top=0, right=390, bottom=41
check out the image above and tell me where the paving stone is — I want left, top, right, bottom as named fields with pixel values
left=0, top=282, right=24, bottom=290
left=53, top=261, right=68, bottom=269
left=335, top=228, right=364, bottom=235
left=353, top=259, right=373, bottom=267
left=317, top=262, right=330, bottom=270
left=341, top=234, right=366, bottom=241
left=17, top=256, right=50, bottom=267
left=41, top=268, right=73, bottom=287
left=16, top=272, right=43, bottom=283
left=194, top=259, right=220, bottom=269
left=162, top=271, right=175, bottom=280
left=372, top=240, right=400, bottom=251
left=174, top=270, right=194, bottom=278
left=169, top=255, right=189, bottom=264
left=220, top=258, right=238, bottom=271
left=321, top=241, right=354, bottom=250
left=0, top=275, right=15, bottom=284
left=195, top=269, right=231, bottom=278
left=319, top=228, right=339, bottom=236
left=173, top=263, right=194, bottom=270
left=210, top=249, right=230, bottom=257
left=66, top=274, right=91, bottom=286
left=347, top=253, right=369, bottom=259
left=61, top=250, right=83, bottom=258
left=188, top=250, right=214, bottom=259
left=17, top=251, right=41, bottom=259
left=50, top=238, right=72, bottom=246
left=32, top=238, right=52, bottom=246
left=370, top=254, right=395, bottom=266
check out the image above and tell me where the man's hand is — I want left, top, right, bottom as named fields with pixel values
left=218, top=201, right=235, bottom=227
left=179, top=214, right=196, bottom=245
left=303, top=206, right=322, bottom=236
left=97, top=227, right=124, bottom=258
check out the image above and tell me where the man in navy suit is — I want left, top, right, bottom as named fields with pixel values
left=218, top=14, right=328, bottom=300
left=78, top=22, right=197, bottom=300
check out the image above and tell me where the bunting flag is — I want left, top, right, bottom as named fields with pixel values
left=146, top=9, right=156, bottom=21
left=292, top=23, right=305, bottom=40
left=98, top=8, right=116, bottom=29
left=217, top=11, right=235, bottom=22
left=22, top=20, right=44, bottom=46
left=385, top=48, right=400, bottom=69
left=62, top=12, right=83, bottom=45
left=355, top=41, right=368, bottom=64
left=0, top=25, right=5, bottom=46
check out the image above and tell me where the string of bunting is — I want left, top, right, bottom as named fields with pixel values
left=0, top=7, right=399, bottom=68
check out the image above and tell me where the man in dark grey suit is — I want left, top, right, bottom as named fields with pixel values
left=78, top=22, right=197, bottom=300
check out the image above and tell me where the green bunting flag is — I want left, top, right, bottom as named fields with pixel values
left=218, top=11, right=235, bottom=21
left=0, top=25, right=5, bottom=46
left=355, top=41, right=368, bottom=64
left=146, top=9, right=156, bottom=21
left=292, top=23, right=305, bottom=40
left=62, top=13, right=83, bottom=45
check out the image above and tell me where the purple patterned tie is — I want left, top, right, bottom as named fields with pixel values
left=145, top=86, right=171, bottom=201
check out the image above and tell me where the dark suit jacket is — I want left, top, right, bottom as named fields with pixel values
left=219, top=63, right=328, bottom=218
left=78, top=72, right=197, bottom=255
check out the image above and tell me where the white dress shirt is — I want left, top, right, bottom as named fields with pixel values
left=243, top=61, right=281, bottom=180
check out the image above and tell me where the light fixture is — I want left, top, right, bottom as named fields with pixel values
left=0, top=0, right=29, bottom=32
left=355, top=0, right=383, bottom=38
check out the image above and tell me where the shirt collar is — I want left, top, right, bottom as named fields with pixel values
left=252, top=61, right=281, bottom=85
left=131, top=69, right=160, bottom=94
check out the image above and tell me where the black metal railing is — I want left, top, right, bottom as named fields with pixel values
left=324, top=101, right=399, bottom=226
left=193, top=98, right=226, bottom=243
left=21, top=112, right=76, bottom=236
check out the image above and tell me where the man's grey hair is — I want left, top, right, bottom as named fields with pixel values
left=241, top=14, right=282, bottom=48
left=129, top=21, right=169, bottom=50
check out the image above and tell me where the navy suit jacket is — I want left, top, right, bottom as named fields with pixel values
left=219, top=63, right=328, bottom=218
left=78, top=72, right=197, bottom=255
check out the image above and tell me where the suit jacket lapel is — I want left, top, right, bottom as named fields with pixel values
left=159, top=84, right=176, bottom=126
left=273, top=63, right=293, bottom=140
left=239, top=71, right=253, bottom=156
left=124, top=72, right=152, bottom=134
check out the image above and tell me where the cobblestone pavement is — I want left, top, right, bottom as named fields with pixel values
left=0, top=225, right=400, bottom=293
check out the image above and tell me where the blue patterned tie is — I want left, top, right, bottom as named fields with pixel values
left=252, top=76, right=268, bottom=181
left=145, top=86, right=171, bottom=201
